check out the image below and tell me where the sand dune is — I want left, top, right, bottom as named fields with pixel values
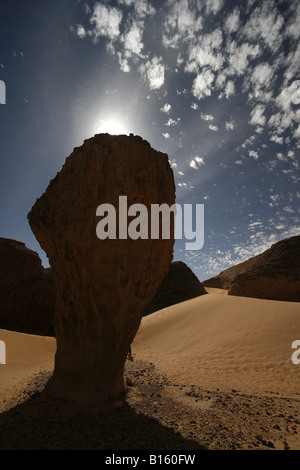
left=134, top=292, right=300, bottom=398
left=0, top=329, right=55, bottom=406
left=0, top=291, right=299, bottom=405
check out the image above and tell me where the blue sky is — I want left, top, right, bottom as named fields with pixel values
left=0, top=0, right=299, bottom=281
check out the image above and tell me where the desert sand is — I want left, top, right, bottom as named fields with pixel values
left=134, top=288, right=300, bottom=398
left=0, top=329, right=55, bottom=404
left=0, top=289, right=299, bottom=450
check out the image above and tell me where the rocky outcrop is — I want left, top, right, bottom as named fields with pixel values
left=0, top=238, right=55, bottom=336
left=143, top=261, right=207, bottom=315
left=204, top=236, right=300, bottom=302
left=27, top=133, right=175, bottom=405
left=228, top=272, right=300, bottom=301
left=203, top=259, right=254, bottom=290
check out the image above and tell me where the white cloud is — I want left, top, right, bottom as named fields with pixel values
left=163, top=0, right=202, bottom=48
left=285, top=1, right=300, bottom=39
left=275, top=84, right=296, bottom=114
left=76, top=24, right=87, bottom=38
left=248, top=150, right=259, bottom=159
left=248, top=62, right=275, bottom=100
left=248, top=221, right=262, bottom=230
left=270, top=194, right=280, bottom=202
left=268, top=111, right=287, bottom=134
left=90, top=3, right=123, bottom=41
left=224, top=80, right=235, bottom=99
left=252, top=62, right=274, bottom=87
left=241, top=135, right=256, bottom=149
left=276, top=152, right=287, bottom=161
left=243, top=1, right=284, bottom=52
left=224, top=8, right=240, bottom=33
left=118, top=0, right=155, bottom=18
left=215, top=71, right=227, bottom=89
left=249, top=104, right=266, bottom=126
left=270, top=134, right=284, bottom=144
left=117, top=53, right=130, bottom=72
left=123, top=21, right=144, bottom=55
left=206, top=0, right=224, bottom=15
left=187, top=28, right=224, bottom=72
left=283, top=205, right=294, bottom=214
left=225, top=119, right=236, bottom=131
left=140, top=56, right=165, bottom=89
left=227, top=41, right=261, bottom=76
left=160, top=103, right=172, bottom=114
left=165, top=118, right=180, bottom=126
left=209, top=124, right=219, bottom=132
left=190, top=155, right=205, bottom=169
left=266, top=83, right=300, bottom=146
left=192, top=68, right=215, bottom=100
left=200, top=113, right=214, bottom=121
left=163, top=132, right=170, bottom=139
left=293, top=124, right=300, bottom=141
left=284, top=42, right=300, bottom=83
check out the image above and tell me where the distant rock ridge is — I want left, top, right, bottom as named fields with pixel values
left=203, top=236, right=300, bottom=302
left=143, top=261, right=207, bottom=315
left=0, top=237, right=55, bottom=335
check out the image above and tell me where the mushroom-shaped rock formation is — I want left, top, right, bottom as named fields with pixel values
left=27, top=134, right=175, bottom=405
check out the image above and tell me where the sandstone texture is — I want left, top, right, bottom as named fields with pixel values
left=27, top=133, right=175, bottom=404
left=0, top=238, right=55, bottom=336
left=203, top=236, right=300, bottom=302
left=143, top=261, right=207, bottom=316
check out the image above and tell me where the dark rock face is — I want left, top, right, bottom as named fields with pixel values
left=144, top=261, right=207, bottom=315
left=27, top=134, right=175, bottom=405
left=0, top=238, right=55, bottom=336
left=204, top=236, right=300, bottom=302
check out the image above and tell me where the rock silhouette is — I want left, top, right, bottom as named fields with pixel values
left=143, top=261, right=207, bottom=315
left=203, top=236, right=300, bottom=302
left=27, top=134, right=175, bottom=404
left=0, top=238, right=55, bottom=336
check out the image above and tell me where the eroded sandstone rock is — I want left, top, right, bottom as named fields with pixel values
left=27, top=134, right=175, bottom=404
left=143, top=261, right=207, bottom=315
left=227, top=236, right=300, bottom=301
left=0, top=238, right=55, bottom=336
left=204, top=236, right=300, bottom=302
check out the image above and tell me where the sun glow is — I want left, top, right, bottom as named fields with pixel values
left=96, top=119, right=128, bottom=135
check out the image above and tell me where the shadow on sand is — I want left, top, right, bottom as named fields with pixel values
left=0, top=390, right=206, bottom=450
